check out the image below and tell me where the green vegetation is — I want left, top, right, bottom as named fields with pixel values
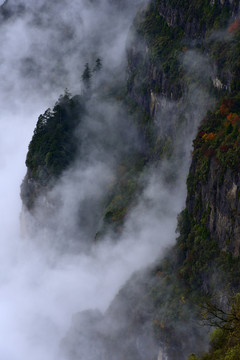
left=188, top=92, right=240, bottom=193
left=163, top=0, right=230, bottom=32
left=96, top=153, right=148, bottom=237
left=101, top=3, right=240, bottom=359
left=135, top=1, right=183, bottom=92
left=22, top=90, right=85, bottom=209
left=207, top=29, right=240, bottom=93
left=134, top=0, right=231, bottom=97
left=189, top=294, right=240, bottom=360
left=26, top=90, right=84, bottom=180
left=137, top=2, right=183, bottom=65
left=81, top=58, right=103, bottom=89
left=142, top=204, right=240, bottom=358
left=176, top=208, right=240, bottom=294
left=21, top=1, right=240, bottom=357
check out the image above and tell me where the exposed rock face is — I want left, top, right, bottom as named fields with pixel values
left=20, top=0, right=240, bottom=359
left=126, top=35, right=183, bottom=120
left=158, top=0, right=240, bottom=36
left=126, top=0, right=240, bottom=124
left=158, top=0, right=206, bottom=38
left=158, top=1, right=184, bottom=28
left=188, top=158, right=240, bottom=257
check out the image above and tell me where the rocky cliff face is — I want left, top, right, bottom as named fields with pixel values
left=126, top=0, right=240, bottom=125
left=21, top=93, right=84, bottom=211
left=125, top=0, right=240, bottom=262
left=158, top=0, right=240, bottom=36
left=185, top=90, right=240, bottom=258
left=188, top=159, right=240, bottom=257
left=110, top=1, right=240, bottom=358
left=20, top=0, right=240, bottom=359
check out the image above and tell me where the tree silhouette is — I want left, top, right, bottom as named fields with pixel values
left=81, top=63, right=91, bottom=89
left=93, top=58, right=102, bottom=72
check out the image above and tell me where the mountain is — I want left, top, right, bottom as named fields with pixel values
left=20, top=0, right=240, bottom=359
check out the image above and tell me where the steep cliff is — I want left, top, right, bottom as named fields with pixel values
left=21, top=92, right=85, bottom=210
left=21, top=0, right=240, bottom=234
left=126, top=0, right=240, bottom=120
left=187, top=98, right=240, bottom=257
left=20, top=0, right=240, bottom=359
left=105, top=1, right=240, bottom=359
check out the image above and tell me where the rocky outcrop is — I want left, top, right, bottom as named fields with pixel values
left=126, top=0, right=240, bottom=127
left=126, top=44, right=183, bottom=115
left=187, top=158, right=240, bottom=257
left=126, top=34, right=183, bottom=122
left=21, top=93, right=84, bottom=211
left=158, top=0, right=205, bottom=38
left=158, top=1, right=184, bottom=28
left=158, top=0, right=240, bottom=37
left=20, top=0, right=240, bottom=358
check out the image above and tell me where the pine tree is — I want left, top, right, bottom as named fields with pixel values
left=81, top=63, right=91, bottom=89
left=93, top=58, right=102, bottom=72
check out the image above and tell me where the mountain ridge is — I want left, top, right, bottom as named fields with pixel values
left=20, top=0, right=240, bottom=359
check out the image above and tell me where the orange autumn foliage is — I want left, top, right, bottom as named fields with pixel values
left=202, top=132, right=216, bottom=141
left=228, top=18, right=240, bottom=34
left=227, top=112, right=240, bottom=124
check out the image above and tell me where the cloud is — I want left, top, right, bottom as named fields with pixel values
left=0, top=1, right=157, bottom=359
left=0, top=1, right=217, bottom=360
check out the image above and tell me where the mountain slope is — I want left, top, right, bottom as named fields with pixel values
left=20, top=0, right=240, bottom=359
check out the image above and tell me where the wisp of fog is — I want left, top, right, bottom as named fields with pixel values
left=0, top=1, right=215, bottom=359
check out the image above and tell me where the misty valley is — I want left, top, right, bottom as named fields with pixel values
left=0, top=0, right=240, bottom=359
